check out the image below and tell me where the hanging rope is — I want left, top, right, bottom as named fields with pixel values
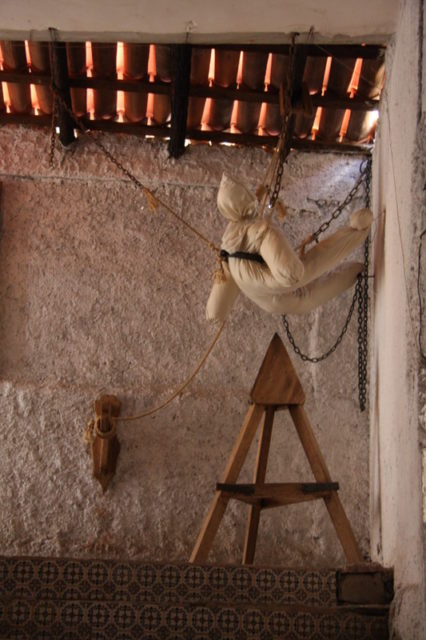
left=114, top=321, right=226, bottom=423
left=49, top=49, right=371, bottom=417
left=48, top=85, right=227, bottom=424
left=49, top=90, right=221, bottom=259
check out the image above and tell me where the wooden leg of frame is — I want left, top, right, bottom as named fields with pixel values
left=242, top=406, right=275, bottom=565
left=190, top=403, right=264, bottom=564
left=289, top=405, right=362, bottom=564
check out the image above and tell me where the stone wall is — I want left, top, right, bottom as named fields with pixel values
left=369, top=0, right=426, bottom=637
left=0, top=126, right=369, bottom=567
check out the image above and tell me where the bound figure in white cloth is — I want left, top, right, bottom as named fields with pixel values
left=206, top=173, right=373, bottom=322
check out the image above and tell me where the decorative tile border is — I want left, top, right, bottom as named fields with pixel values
left=0, top=599, right=388, bottom=640
left=0, top=557, right=389, bottom=640
left=0, top=558, right=336, bottom=607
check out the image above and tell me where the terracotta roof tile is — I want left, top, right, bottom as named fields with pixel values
left=0, top=40, right=385, bottom=155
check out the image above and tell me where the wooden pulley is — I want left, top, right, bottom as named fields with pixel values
left=90, top=394, right=121, bottom=493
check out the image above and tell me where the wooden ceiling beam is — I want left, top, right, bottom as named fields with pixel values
left=0, top=70, right=380, bottom=112
left=282, top=46, right=308, bottom=159
left=0, top=70, right=50, bottom=85
left=192, top=43, right=385, bottom=59
left=50, top=41, right=75, bottom=146
left=0, top=112, right=372, bottom=154
left=186, top=128, right=372, bottom=154
left=0, top=71, right=379, bottom=111
left=168, top=44, right=192, bottom=158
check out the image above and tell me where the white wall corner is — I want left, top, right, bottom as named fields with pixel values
left=370, top=0, right=426, bottom=637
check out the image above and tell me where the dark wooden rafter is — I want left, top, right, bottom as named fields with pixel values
left=168, top=44, right=192, bottom=158
left=190, top=85, right=378, bottom=110
left=0, top=39, right=384, bottom=154
left=187, top=128, right=372, bottom=153
left=283, top=45, right=308, bottom=158
left=196, top=43, right=385, bottom=59
left=49, top=41, right=75, bottom=146
left=0, top=111, right=373, bottom=154
left=0, top=70, right=380, bottom=112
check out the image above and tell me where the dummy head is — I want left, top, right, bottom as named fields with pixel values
left=217, top=173, right=258, bottom=222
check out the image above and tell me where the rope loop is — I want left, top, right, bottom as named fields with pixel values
left=114, top=321, right=226, bottom=423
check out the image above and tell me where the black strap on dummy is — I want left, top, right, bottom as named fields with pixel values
left=220, top=249, right=266, bottom=265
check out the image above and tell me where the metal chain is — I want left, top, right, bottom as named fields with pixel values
left=52, top=94, right=149, bottom=191
left=310, top=158, right=371, bottom=244
left=357, top=156, right=371, bottom=411
left=48, top=89, right=220, bottom=256
left=282, top=280, right=359, bottom=362
left=281, top=156, right=372, bottom=410
left=48, top=92, right=57, bottom=168
left=267, top=37, right=296, bottom=211
left=48, top=39, right=57, bottom=169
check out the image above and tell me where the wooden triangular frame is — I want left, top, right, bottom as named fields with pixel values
left=251, top=333, right=305, bottom=406
left=190, top=334, right=362, bottom=566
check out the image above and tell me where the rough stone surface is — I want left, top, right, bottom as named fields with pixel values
left=0, top=126, right=370, bottom=568
left=369, top=1, right=426, bottom=637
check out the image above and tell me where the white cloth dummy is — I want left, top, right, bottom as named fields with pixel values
left=206, top=173, right=373, bottom=321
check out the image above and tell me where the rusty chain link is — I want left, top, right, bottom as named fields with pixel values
left=357, top=156, right=371, bottom=411
left=48, top=94, right=57, bottom=168
left=282, top=281, right=359, bottom=363
left=48, top=39, right=57, bottom=169
left=281, top=156, right=372, bottom=411
left=266, top=36, right=296, bottom=212
left=48, top=88, right=221, bottom=256
left=48, top=61, right=371, bottom=410
left=310, top=158, right=371, bottom=244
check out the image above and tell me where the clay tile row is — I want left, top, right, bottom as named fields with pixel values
left=0, top=41, right=385, bottom=147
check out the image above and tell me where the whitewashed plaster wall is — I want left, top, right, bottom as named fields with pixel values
left=370, top=0, right=426, bottom=638
left=0, top=0, right=398, bottom=43
left=0, top=126, right=371, bottom=568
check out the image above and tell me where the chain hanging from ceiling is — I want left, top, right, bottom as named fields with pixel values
left=281, top=157, right=371, bottom=412
left=48, top=37, right=371, bottom=412
left=254, top=41, right=371, bottom=412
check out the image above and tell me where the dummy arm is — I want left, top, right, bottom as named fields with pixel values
left=206, top=263, right=240, bottom=322
left=259, top=226, right=304, bottom=289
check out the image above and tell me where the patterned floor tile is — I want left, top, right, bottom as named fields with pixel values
left=0, top=556, right=389, bottom=639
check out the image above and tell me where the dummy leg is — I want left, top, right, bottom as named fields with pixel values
left=266, top=262, right=362, bottom=315
left=295, top=210, right=372, bottom=288
left=206, top=264, right=240, bottom=322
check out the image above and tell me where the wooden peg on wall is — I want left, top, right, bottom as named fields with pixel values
left=89, top=394, right=121, bottom=493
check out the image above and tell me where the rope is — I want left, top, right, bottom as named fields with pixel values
left=48, top=77, right=228, bottom=425
left=115, top=321, right=226, bottom=422
left=50, top=88, right=220, bottom=258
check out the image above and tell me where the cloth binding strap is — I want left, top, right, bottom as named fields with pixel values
left=220, top=249, right=266, bottom=265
